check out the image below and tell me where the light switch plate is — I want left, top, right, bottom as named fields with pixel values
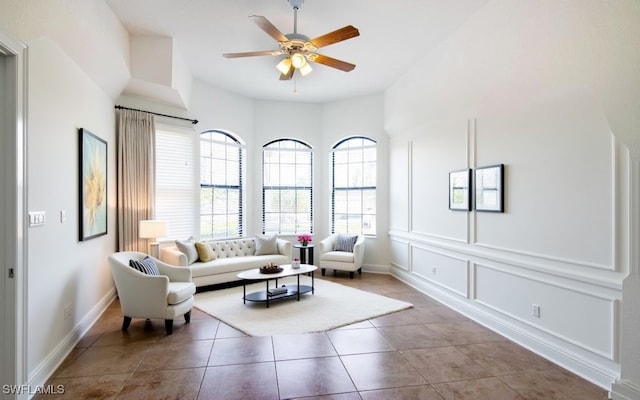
left=28, top=211, right=46, bottom=227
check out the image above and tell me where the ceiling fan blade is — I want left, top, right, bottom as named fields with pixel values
left=223, top=50, right=284, bottom=58
left=249, top=15, right=289, bottom=43
left=279, top=64, right=295, bottom=80
left=308, top=25, right=360, bottom=49
left=307, top=53, right=356, bottom=72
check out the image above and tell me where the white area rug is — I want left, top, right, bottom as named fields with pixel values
left=193, top=276, right=413, bottom=336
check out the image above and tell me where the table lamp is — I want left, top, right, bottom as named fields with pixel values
left=139, top=220, right=168, bottom=258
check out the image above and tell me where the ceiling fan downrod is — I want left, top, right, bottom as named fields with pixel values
left=288, top=0, right=304, bottom=34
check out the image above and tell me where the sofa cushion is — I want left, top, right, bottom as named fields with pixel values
left=211, top=240, right=255, bottom=258
left=335, top=234, right=358, bottom=252
left=176, top=236, right=198, bottom=265
left=190, top=254, right=290, bottom=278
left=129, top=256, right=160, bottom=275
left=195, top=242, right=217, bottom=262
left=321, top=251, right=355, bottom=263
left=255, top=233, right=278, bottom=255
left=167, top=281, right=196, bottom=305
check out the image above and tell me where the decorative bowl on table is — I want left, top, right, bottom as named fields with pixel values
left=259, top=264, right=283, bottom=274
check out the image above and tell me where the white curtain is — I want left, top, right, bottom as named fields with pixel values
left=116, top=109, right=156, bottom=252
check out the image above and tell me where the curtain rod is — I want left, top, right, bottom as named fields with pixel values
left=115, top=105, right=198, bottom=125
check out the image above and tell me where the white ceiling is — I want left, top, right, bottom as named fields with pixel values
left=107, top=0, right=488, bottom=103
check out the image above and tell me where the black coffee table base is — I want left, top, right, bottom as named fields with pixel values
left=242, top=271, right=315, bottom=308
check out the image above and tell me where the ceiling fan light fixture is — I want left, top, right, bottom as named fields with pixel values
left=299, top=62, right=312, bottom=76
left=291, top=52, right=306, bottom=69
left=224, top=5, right=359, bottom=81
left=276, top=57, right=292, bottom=74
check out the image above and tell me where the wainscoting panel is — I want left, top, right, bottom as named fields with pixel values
left=475, top=264, right=615, bottom=359
left=411, top=245, right=468, bottom=297
left=388, top=231, right=622, bottom=388
left=390, top=238, right=410, bottom=271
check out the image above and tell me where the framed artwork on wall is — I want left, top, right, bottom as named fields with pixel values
left=79, top=128, right=107, bottom=241
left=475, top=164, right=504, bottom=212
left=449, top=169, right=471, bottom=211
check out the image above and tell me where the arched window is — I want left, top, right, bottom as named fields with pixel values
left=200, top=130, right=244, bottom=239
left=262, top=139, right=313, bottom=234
left=331, top=136, right=376, bottom=235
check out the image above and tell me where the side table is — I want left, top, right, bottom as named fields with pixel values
left=293, top=244, right=315, bottom=265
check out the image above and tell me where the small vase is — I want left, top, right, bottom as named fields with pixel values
left=302, top=240, right=308, bottom=246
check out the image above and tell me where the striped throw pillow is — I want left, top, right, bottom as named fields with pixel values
left=129, top=256, right=160, bottom=275
left=335, top=234, right=358, bottom=252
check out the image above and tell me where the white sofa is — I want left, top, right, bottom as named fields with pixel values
left=160, top=237, right=292, bottom=288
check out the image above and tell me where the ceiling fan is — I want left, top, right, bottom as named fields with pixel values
left=223, top=0, right=360, bottom=80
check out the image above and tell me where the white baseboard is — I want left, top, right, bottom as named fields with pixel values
left=611, top=379, right=640, bottom=400
left=391, top=267, right=619, bottom=391
left=27, top=288, right=116, bottom=395
left=362, top=263, right=391, bottom=274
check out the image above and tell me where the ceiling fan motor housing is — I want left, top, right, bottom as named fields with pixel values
left=281, top=33, right=317, bottom=53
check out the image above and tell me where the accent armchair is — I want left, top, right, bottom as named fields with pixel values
left=108, top=251, right=196, bottom=335
left=317, top=234, right=365, bottom=279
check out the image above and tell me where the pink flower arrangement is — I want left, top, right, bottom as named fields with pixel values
left=297, top=233, right=313, bottom=245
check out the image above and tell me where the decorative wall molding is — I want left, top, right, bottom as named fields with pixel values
left=472, top=260, right=621, bottom=300
left=411, top=245, right=469, bottom=297
left=392, top=266, right=620, bottom=390
left=389, top=230, right=623, bottom=291
left=474, top=263, right=617, bottom=360
left=386, top=229, right=623, bottom=389
left=389, top=238, right=410, bottom=271
left=410, top=230, right=468, bottom=244
left=473, top=241, right=615, bottom=272
left=611, top=379, right=640, bottom=400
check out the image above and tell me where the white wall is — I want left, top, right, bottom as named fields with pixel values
left=189, top=80, right=254, bottom=137
left=0, top=0, right=130, bottom=388
left=0, top=0, right=129, bottom=99
left=385, top=0, right=639, bottom=392
left=26, top=37, right=118, bottom=384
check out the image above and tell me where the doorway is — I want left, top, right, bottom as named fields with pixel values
left=0, top=33, right=27, bottom=399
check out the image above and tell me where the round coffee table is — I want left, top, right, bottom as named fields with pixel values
left=237, top=264, right=317, bottom=308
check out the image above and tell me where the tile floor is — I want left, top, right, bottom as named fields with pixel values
left=36, top=273, right=609, bottom=399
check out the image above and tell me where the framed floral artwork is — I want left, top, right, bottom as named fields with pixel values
left=79, top=128, right=107, bottom=241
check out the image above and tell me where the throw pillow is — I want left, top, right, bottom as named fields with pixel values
left=175, top=236, right=198, bottom=265
left=255, top=233, right=278, bottom=255
left=195, top=242, right=217, bottom=262
left=129, top=256, right=160, bottom=275
left=335, top=234, right=358, bottom=252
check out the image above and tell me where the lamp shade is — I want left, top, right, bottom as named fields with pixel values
left=276, top=58, right=292, bottom=74
left=299, top=62, right=312, bottom=76
left=291, top=53, right=306, bottom=69
left=139, top=220, right=168, bottom=239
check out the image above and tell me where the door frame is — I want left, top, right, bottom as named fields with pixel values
left=0, top=32, right=27, bottom=400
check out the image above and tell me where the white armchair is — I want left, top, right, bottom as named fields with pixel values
left=317, top=234, right=365, bottom=279
left=108, top=251, right=196, bottom=335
